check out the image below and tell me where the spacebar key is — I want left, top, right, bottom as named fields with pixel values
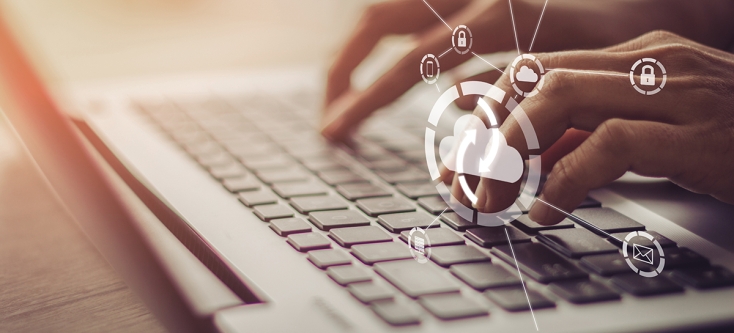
left=375, top=260, right=461, bottom=298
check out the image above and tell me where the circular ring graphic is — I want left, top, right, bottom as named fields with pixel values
left=425, top=81, right=542, bottom=227
left=622, top=231, right=665, bottom=278
left=420, top=54, right=440, bottom=85
left=509, top=54, right=545, bottom=98
left=451, top=25, right=473, bottom=55
left=629, top=58, right=667, bottom=95
left=407, top=227, right=430, bottom=264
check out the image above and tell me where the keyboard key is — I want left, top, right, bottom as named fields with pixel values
left=491, top=243, right=588, bottom=283
left=374, top=260, right=461, bottom=298
left=484, top=287, right=555, bottom=312
left=209, top=163, right=247, bottom=179
left=326, top=265, right=372, bottom=285
left=511, top=215, right=574, bottom=234
left=670, top=266, right=734, bottom=289
left=240, top=154, right=296, bottom=171
left=356, top=197, right=415, bottom=217
left=196, top=151, right=235, bottom=167
left=289, top=196, right=348, bottom=214
left=376, top=168, right=430, bottom=184
left=336, top=183, right=392, bottom=201
left=348, top=282, right=395, bottom=303
left=450, top=263, right=521, bottom=290
left=269, top=218, right=311, bottom=236
left=377, top=211, right=440, bottom=233
left=352, top=243, right=413, bottom=265
left=371, top=301, right=421, bottom=326
left=465, top=226, right=532, bottom=248
left=318, top=170, right=368, bottom=186
left=430, top=245, right=491, bottom=267
left=610, top=274, right=684, bottom=296
left=253, top=204, right=294, bottom=222
left=549, top=280, right=620, bottom=304
left=286, top=233, right=331, bottom=252
left=662, top=247, right=709, bottom=268
left=441, top=212, right=480, bottom=231
left=222, top=176, right=260, bottom=193
left=184, top=141, right=222, bottom=156
left=417, top=196, right=453, bottom=215
left=578, top=196, right=602, bottom=209
left=395, top=182, right=438, bottom=199
left=365, top=159, right=407, bottom=172
left=418, top=293, right=488, bottom=320
left=272, top=182, right=329, bottom=199
left=580, top=253, right=646, bottom=276
left=308, top=210, right=370, bottom=230
left=256, top=168, right=310, bottom=184
left=538, top=228, right=619, bottom=258
left=399, top=228, right=465, bottom=247
left=307, top=249, right=352, bottom=269
left=607, top=230, right=677, bottom=248
left=238, top=190, right=278, bottom=207
left=573, top=208, right=645, bottom=235
left=329, top=226, right=393, bottom=247
left=301, top=157, right=346, bottom=171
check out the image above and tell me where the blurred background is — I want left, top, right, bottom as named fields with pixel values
left=2, top=0, right=372, bottom=84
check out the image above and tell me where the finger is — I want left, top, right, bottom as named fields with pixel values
left=529, top=119, right=688, bottom=224
left=477, top=49, right=690, bottom=213
left=539, top=129, right=591, bottom=173
left=453, top=69, right=504, bottom=111
left=325, top=0, right=471, bottom=107
left=322, top=0, right=523, bottom=141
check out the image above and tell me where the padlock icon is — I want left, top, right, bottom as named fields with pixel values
left=640, top=65, right=655, bottom=86
left=457, top=31, right=466, bottom=47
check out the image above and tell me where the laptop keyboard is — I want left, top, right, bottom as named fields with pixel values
left=135, top=93, right=734, bottom=325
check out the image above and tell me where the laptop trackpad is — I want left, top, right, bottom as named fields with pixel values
left=607, top=177, right=734, bottom=253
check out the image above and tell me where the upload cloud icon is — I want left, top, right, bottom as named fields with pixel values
left=516, top=65, right=538, bottom=83
left=439, top=114, right=523, bottom=183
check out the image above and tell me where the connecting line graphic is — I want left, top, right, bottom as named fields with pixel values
left=533, top=197, right=622, bottom=243
left=507, top=0, right=522, bottom=55
left=471, top=52, right=505, bottom=73
left=546, top=68, right=629, bottom=78
left=435, top=84, right=441, bottom=93
left=505, top=227, right=539, bottom=331
left=425, top=207, right=449, bottom=229
left=438, top=47, right=453, bottom=58
left=422, top=0, right=453, bottom=31
left=528, top=0, right=549, bottom=52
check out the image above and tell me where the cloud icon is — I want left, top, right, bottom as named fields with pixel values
left=439, top=115, right=523, bottom=183
left=516, top=65, right=538, bottom=83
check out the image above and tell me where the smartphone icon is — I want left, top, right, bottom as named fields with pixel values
left=426, top=60, right=434, bottom=78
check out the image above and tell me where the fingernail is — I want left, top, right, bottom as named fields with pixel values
left=529, top=197, right=552, bottom=225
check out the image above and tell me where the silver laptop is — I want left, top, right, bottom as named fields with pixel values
left=2, top=10, right=734, bottom=333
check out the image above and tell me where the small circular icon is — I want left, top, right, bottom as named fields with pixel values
left=408, top=227, right=431, bottom=264
left=622, top=231, right=665, bottom=278
left=630, top=58, right=666, bottom=95
left=452, top=25, right=472, bottom=55
left=420, top=54, right=440, bottom=84
left=509, top=54, right=545, bottom=97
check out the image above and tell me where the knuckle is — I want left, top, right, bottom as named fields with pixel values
left=644, top=30, right=680, bottom=43
left=538, top=69, right=576, bottom=101
left=551, top=154, right=586, bottom=190
left=593, top=119, right=635, bottom=156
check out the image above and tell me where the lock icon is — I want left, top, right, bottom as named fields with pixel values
left=457, top=31, right=466, bottom=47
left=640, top=65, right=655, bottom=86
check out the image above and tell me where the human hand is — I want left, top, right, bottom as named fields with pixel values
left=320, top=0, right=622, bottom=141
left=444, top=31, right=734, bottom=224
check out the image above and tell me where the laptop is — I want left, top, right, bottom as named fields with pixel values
left=2, top=8, right=734, bottom=333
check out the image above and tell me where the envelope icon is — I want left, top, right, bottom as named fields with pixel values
left=632, top=244, right=654, bottom=265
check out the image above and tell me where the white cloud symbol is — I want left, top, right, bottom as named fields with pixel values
left=516, top=65, right=538, bottom=83
left=439, top=114, right=523, bottom=183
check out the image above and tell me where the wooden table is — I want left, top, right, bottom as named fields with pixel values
left=0, top=117, right=166, bottom=332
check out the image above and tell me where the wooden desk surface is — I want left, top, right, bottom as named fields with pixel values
left=0, top=117, right=166, bottom=332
